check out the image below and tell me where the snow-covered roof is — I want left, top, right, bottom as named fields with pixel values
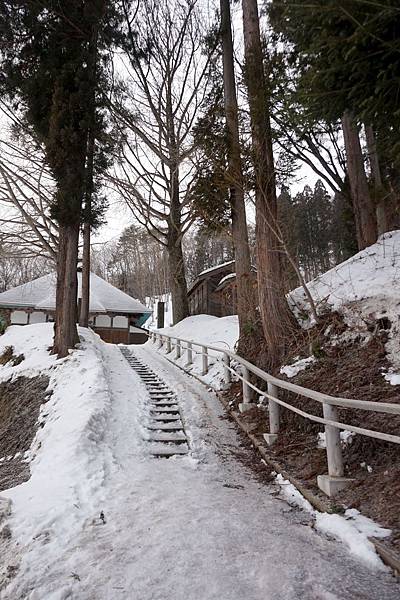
left=198, top=260, right=235, bottom=277
left=188, top=260, right=235, bottom=294
left=217, top=272, right=236, bottom=287
left=0, top=272, right=151, bottom=315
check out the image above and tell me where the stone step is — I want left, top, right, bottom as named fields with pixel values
left=150, top=406, right=179, bottom=413
left=146, top=423, right=183, bottom=431
left=150, top=400, right=178, bottom=406
left=121, top=349, right=189, bottom=456
left=146, top=432, right=187, bottom=443
left=148, top=443, right=188, bottom=457
left=151, top=414, right=182, bottom=422
left=148, top=386, right=171, bottom=390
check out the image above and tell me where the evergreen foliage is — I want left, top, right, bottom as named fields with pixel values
left=0, top=0, right=124, bottom=227
left=278, top=179, right=357, bottom=283
left=267, top=0, right=400, bottom=165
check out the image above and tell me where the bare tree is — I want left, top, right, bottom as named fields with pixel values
left=110, top=0, right=213, bottom=324
left=91, top=225, right=169, bottom=302
left=0, top=133, right=58, bottom=261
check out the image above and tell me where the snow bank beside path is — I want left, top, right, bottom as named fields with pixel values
left=274, top=474, right=391, bottom=571
left=158, top=314, right=239, bottom=349
left=0, top=323, right=112, bottom=598
left=289, top=230, right=400, bottom=326
left=288, top=230, right=400, bottom=382
left=0, top=323, right=58, bottom=382
left=155, top=315, right=239, bottom=389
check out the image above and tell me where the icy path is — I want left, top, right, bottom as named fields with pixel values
left=5, top=342, right=400, bottom=600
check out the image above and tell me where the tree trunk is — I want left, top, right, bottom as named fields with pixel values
left=241, top=0, right=295, bottom=369
left=364, top=124, right=388, bottom=236
left=167, top=231, right=189, bottom=325
left=220, top=0, right=256, bottom=352
left=79, top=221, right=90, bottom=327
left=52, top=226, right=67, bottom=351
left=53, top=222, right=80, bottom=357
left=341, top=111, right=376, bottom=249
left=168, top=166, right=189, bottom=324
left=79, top=22, right=98, bottom=328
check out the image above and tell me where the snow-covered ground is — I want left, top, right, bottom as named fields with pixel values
left=156, top=314, right=239, bottom=389
left=1, top=325, right=399, bottom=599
left=288, top=230, right=400, bottom=324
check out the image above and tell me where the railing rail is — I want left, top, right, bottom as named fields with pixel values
left=148, top=330, right=400, bottom=496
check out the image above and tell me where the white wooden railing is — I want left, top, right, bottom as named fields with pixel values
left=148, top=330, right=400, bottom=496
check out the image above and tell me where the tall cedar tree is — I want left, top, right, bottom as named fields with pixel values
left=220, top=0, right=257, bottom=353
left=241, top=0, right=296, bottom=369
left=0, top=1, right=123, bottom=356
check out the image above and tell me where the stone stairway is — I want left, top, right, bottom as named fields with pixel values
left=120, top=347, right=189, bottom=457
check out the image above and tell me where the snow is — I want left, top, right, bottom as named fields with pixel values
left=280, top=356, right=316, bottom=378
left=289, top=231, right=400, bottom=324
left=275, top=473, right=314, bottom=513
left=317, top=430, right=355, bottom=449
left=0, top=272, right=151, bottom=316
left=0, top=324, right=399, bottom=598
left=156, top=314, right=239, bottom=389
left=198, top=259, right=234, bottom=277
left=217, top=272, right=236, bottom=286
left=274, top=475, right=391, bottom=571
left=384, top=371, right=400, bottom=386
left=315, top=510, right=391, bottom=570
left=288, top=230, right=400, bottom=384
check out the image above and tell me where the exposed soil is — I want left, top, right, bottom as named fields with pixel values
left=0, top=375, right=51, bottom=492
left=224, top=318, right=400, bottom=555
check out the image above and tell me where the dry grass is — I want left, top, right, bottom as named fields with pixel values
left=0, top=346, right=24, bottom=367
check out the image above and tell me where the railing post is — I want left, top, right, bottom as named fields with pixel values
left=263, top=382, right=280, bottom=445
left=323, top=403, right=344, bottom=477
left=166, top=336, right=171, bottom=353
left=223, top=353, right=231, bottom=386
left=152, top=332, right=156, bottom=344
left=239, top=366, right=252, bottom=412
left=201, top=346, right=208, bottom=375
left=175, top=339, right=181, bottom=359
left=317, top=402, right=353, bottom=497
left=186, top=342, right=193, bottom=365
left=158, top=335, right=163, bottom=349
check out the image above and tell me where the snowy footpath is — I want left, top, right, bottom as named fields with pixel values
left=1, top=330, right=400, bottom=599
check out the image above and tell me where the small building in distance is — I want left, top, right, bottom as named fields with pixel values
left=0, top=271, right=152, bottom=344
left=187, top=260, right=257, bottom=317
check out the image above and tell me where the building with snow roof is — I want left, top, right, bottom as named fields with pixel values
left=187, top=261, right=257, bottom=317
left=0, top=271, right=152, bottom=344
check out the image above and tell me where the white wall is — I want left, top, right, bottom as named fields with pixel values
left=113, top=316, right=128, bottom=328
left=10, top=311, right=28, bottom=325
left=95, top=315, right=111, bottom=327
left=30, top=312, right=46, bottom=324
